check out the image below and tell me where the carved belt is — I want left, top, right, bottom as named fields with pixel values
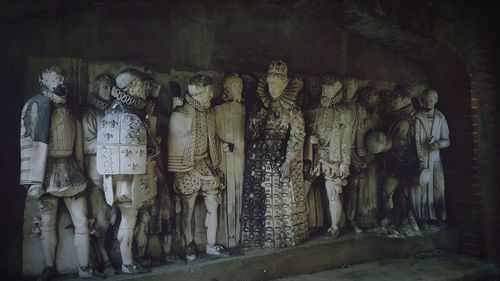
left=48, top=150, right=73, bottom=157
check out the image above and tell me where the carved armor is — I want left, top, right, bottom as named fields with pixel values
left=97, top=103, right=147, bottom=175
left=20, top=94, right=86, bottom=197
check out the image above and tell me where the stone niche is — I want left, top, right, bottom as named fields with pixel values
left=21, top=51, right=432, bottom=277
left=18, top=3, right=440, bottom=276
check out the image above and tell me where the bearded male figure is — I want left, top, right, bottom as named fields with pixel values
left=305, top=75, right=353, bottom=238
left=168, top=75, right=230, bottom=261
left=96, top=68, right=159, bottom=274
left=20, top=66, right=104, bottom=280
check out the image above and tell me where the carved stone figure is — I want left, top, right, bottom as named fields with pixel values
left=167, top=75, right=229, bottom=261
left=414, top=89, right=450, bottom=223
left=20, top=66, right=104, bottom=280
left=241, top=60, right=308, bottom=248
left=340, top=77, right=363, bottom=232
left=96, top=68, right=159, bottom=274
left=214, top=73, right=245, bottom=248
left=348, top=87, right=382, bottom=230
left=303, top=76, right=326, bottom=230
left=380, top=85, right=420, bottom=229
left=305, top=75, right=353, bottom=238
left=82, top=74, right=117, bottom=275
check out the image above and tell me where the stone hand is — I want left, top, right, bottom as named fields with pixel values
left=309, top=135, right=318, bottom=144
left=426, top=141, right=440, bottom=151
left=222, top=142, right=234, bottom=153
left=339, top=164, right=350, bottom=178
left=28, top=184, right=44, bottom=199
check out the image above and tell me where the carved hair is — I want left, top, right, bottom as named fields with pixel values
left=39, top=66, right=67, bottom=87
left=223, top=73, right=242, bottom=99
left=321, top=74, right=341, bottom=85
left=392, top=84, right=413, bottom=99
left=422, top=88, right=438, bottom=99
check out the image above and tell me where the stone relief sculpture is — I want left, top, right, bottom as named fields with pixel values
left=214, top=73, right=245, bottom=248
left=96, top=68, right=159, bottom=274
left=303, top=76, right=326, bottom=230
left=82, top=74, right=117, bottom=275
left=414, top=89, right=450, bottom=225
left=241, top=60, right=308, bottom=248
left=305, top=75, right=353, bottom=238
left=348, top=87, right=382, bottom=231
left=340, top=77, right=364, bottom=232
left=380, top=85, right=420, bottom=231
left=167, top=74, right=230, bottom=261
left=20, top=66, right=104, bottom=280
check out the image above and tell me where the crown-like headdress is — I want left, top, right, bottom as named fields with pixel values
left=267, top=60, right=288, bottom=77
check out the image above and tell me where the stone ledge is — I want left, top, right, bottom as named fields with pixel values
left=55, top=230, right=460, bottom=281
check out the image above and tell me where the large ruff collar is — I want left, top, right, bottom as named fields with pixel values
left=42, top=89, right=67, bottom=104
left=185, top=93, right=210, bottom=112
left=257, top=77, right=302, bottom=111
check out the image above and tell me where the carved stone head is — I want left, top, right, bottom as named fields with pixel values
left=320, top=75, right=343, bottom=107
left=421, top=88, right=439, bottom=111
left=386, top=84, right=413, bottom=113
left=116, top=68, right=149, bottom=100
left=188, top=74, right=214, bottom=109
left=342, top=76, right=358, bottom=102
left=223, top=73, right=243, bottom=102
left=39, top=66, right=68, bottom=98
left=358, top=87, right=380, bottom=114
left=306, top=76, right=322, bottom=97
left=93, top=74, right=114, bottom=101
left=266, top=60, right=289, bottom=100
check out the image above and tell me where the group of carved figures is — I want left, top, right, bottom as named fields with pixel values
left=20, top=61, right=449, bottom=280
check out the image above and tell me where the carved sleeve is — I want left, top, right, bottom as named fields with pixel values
left=285, top=109, right=305, bottom=164
left=439, top=115, right=450, bottom=149
left=414, top=117, right=427, bottom=168
left=82, top=108, right=97, bottom=155
left=354, top=106, right=368, bottom=158
left=341, top=108, right=353, bottom=165
left=74, top=119, right=85, bottom=172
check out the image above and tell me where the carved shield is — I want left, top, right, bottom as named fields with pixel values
left=97, top=108, right=147, bottom=175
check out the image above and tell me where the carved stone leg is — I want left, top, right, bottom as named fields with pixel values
left=134, top=205, right=152, bottom=264
left=433, top=162, right=446, bottom=221
left=203, top=190, right=219, bottom=246
left=382, top=176, right=399, bottom=226
left=118, top=206, right=139, bottom=266
left=38, top=195, right=59, bottom=268
left=181, top=192, right=198, bottom=245
left=89, top=186, right=113, bottom=267
left=325, top=179, right=342, bottom=238
left=63, top=195, right=90, bottom=267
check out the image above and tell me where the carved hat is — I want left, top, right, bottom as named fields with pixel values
left=188, top=74, right=214, bottom=96
left=267, top=60, right=288, bottom=78
left=115, top=68, right=144, bottom=90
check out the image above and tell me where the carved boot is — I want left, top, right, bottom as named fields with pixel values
left=121, top=262, right=151, bottom=274
left=206, top=244, right=230, bottom=257
left=328, top=227, right=340, bottom=238
left=185, top=241, right=197, bottom=262
left=79, top=266, right=106, bottom=279
left=37, top=266, right=56, bottom=281
left=103, top=261, right=117, bottom=276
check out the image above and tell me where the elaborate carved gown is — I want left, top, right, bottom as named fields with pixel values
left=241, top=78, right=308, bottom=248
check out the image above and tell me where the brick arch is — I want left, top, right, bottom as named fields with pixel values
left=297, top=1, right=497, bottom=260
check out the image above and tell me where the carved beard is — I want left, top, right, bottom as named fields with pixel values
left=187, top=93, right=211, bottom=111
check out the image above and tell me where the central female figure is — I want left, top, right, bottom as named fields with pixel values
left=241, top=60, right=308, bottom=248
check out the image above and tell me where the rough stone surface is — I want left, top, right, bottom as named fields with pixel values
left=50, top=230, right=459, bottom=281
left=272, top=252, right=500, bottom=281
